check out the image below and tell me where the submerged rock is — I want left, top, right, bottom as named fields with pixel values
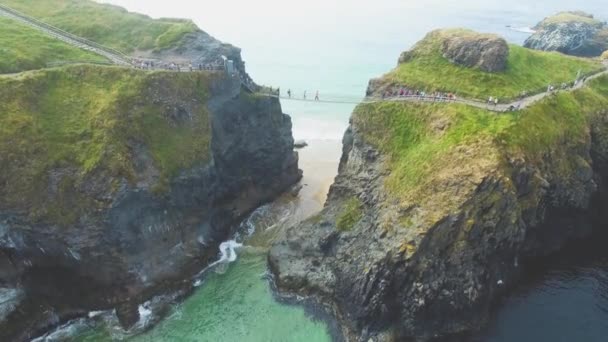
left=524, top=11, right=608, bottom=57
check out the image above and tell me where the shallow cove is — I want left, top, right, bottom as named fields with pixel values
left=64, top=140, right=343, bottom=342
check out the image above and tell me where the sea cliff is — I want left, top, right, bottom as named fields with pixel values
left=270, top=29, right=608, bottom=341
left=0, top=65, right=300, bottom=341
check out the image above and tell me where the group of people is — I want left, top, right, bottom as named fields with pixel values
left=487, top=96, right=499, bottom=106
left=130, top=58, right=224, bottom=73
left=382, top=85, right=458, bottom=102
left=267, top=88, right=320, bottom=101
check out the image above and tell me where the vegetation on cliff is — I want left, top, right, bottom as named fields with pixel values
left=0, top=16, right=109, bottom=73
left=336, top=197, right=363, bottom=232
left=1, top=0, right=199, bottom=52
left=384, top=29, right=602, bottom=100
left=534, top=11, right=603, bottom=29
left=524, top=11, right=608, bottom=57
left=0, top=65, right=215, bottom=224
left=354, top=75, right=608, bottom=222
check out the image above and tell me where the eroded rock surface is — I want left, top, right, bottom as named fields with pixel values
left=270, top=85, right=608, bottom=341
left=0, top=74, right=300, bottom=341
left=524, top=11, right=608, bottom=57
left=441, top=33, right=509, bottom=72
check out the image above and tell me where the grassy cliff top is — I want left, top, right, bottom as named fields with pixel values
left=0, top=65, right=215, bottom=224
left=382, top=29, right=603, bottom=100
left=0, top=16, right=109, bottom=73
left=602, top=51, right=608, bottom=59
left=536, top=11, right=603, bottom=28
left=354, top=75, right=608, bottom=224
left=0, top=0, right=199, bottom=53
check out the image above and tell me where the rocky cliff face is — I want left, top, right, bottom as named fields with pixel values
left=524, top=11, right=608, bottom=57
left=441, top=33, right=508, bottom=72
left=138, top=29, right=249, bottom=76
left=0, top=68, right=300, bottom=341
left=270, top=75, right=608, bottom=340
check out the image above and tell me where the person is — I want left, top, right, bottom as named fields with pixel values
left=189, top=63, right=193, bottom=72
left=315, top=91, right=320, bottom=101
left=287, top=89, right=292, bottom=98
left=303, top=91, right=307, bottom=100
left=494, top=97, right=498, bottom=106
left=488, top=96, right=493, bottom=105
left=277, top=87, right=281, bottom=97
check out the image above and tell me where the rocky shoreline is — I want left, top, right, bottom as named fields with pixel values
left=269, top=28, right=608, bottom=340
left=270, top=114, right=608, bottom=341
left=0, top=71, right=301, bottom=341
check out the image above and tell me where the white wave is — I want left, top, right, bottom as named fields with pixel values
left=88, top=310, right=106, bottom=318
left=30, top=318, right=90, bottom=342
left=193, top=240, right=243, bottom=286
left=134, top=303, right=153, bottom=329
left=508, top=26, right=535, bottom=34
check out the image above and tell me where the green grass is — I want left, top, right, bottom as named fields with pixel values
left=353, top=75, right=608, bottom=207
left=384, top=29, right=603, bottom=101
left=1, top=0, right=199, bottom=52
left=0, top=65, right=215, bottom=224
left=336, top=197, right=363, bottom=232
left=0, top=16, right=109, bottom=73
left=537, top=11, right=602, bottom=28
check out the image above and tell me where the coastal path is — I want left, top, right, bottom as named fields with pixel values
left=0, top=3, right=132, bottom=66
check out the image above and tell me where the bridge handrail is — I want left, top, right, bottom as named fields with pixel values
left=0, top=3, right=131, bottom=64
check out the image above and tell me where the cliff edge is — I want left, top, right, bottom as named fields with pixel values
left=0, top=65, right=299, bottom=341
left=270, top=30, right=608, bottom=341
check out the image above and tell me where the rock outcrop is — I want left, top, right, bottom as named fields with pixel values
left=270, top=68, right=608, bottom=340
left=398, top=29, right=509, bottom=72
left=441, top=33, right=509, bottom=72
left=138, top=28, right=249, bottom=76
left=0, top=66, right=300, bottom=341
left=524, top=11, right=608, bottom=57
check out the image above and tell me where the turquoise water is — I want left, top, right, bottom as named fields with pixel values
left=76, top=253, right=331, bottom=342
left=50, top=1, right=608, bottom=341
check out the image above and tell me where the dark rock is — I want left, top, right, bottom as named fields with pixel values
left=441, top=34, right=509, bottom=72
left=270, top=103, right=608, bottom=340
left=294, top=140, right=308, bottom=149
left=115, top=302, right=140, bottom=330
left=524, top=11, right=608, bottom=57
left=0, top=76, right=300, bottom=341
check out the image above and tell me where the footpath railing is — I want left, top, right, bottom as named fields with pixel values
left=0, top=3, right=131, bottom=65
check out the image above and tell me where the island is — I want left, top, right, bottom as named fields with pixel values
left=270, top=28, right=608, bottom=341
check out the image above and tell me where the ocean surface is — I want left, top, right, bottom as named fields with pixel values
left=41, top=1, right=608, bottom=341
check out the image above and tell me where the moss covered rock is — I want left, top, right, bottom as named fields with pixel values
left=271, top=52, right=608, bottom=341
left=0, top=65, right=300, bottom=341
left=440, top=30, right=509, bottom=72
left=524, top=11, right=608, bottom=57
left=373, top=29, right=601, bottom=101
